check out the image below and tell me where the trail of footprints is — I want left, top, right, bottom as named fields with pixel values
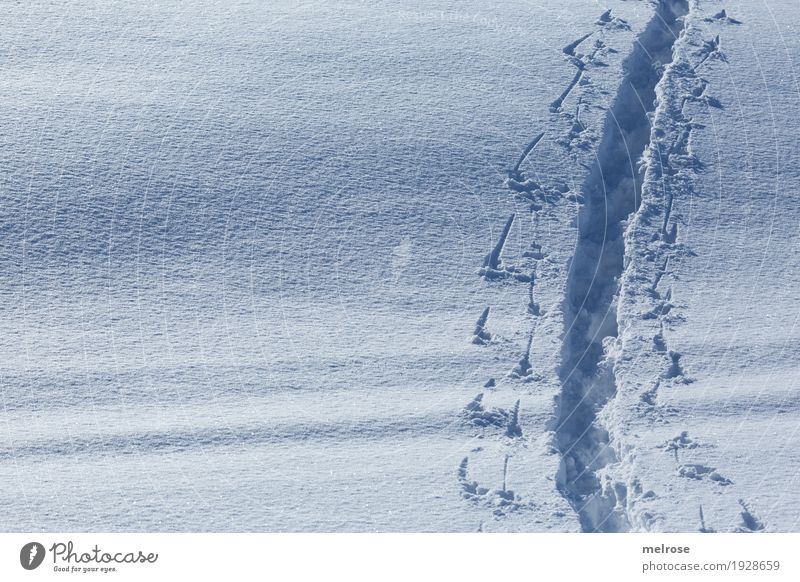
left=460, top=6, right=650, bottom=525
left=635, top=7, right=758, bottom=531
left=460, top=5, right=754, bottom=531
left=458, top=8, right=628, bottom=525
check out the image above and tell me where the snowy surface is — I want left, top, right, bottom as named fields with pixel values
left=1, top=0, right=798, bottom=532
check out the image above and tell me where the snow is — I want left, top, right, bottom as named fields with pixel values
left=1, top=0, right=798, bottom=533
left=609, top=0, right=800, bottom=532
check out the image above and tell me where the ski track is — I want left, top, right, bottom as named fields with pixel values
left=553, top=0, right=690, bottom=533
left=457, top=5, right=648, bottom=529
left=598, top=2, right=748, bottom=531
left=459, top=0, right=750, bottom=532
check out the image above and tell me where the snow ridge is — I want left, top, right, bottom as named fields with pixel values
left=610, top=1, right=743, bottom=531
left=553, top=0, right=690, bottom=533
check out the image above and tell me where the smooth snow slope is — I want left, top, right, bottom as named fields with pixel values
left=0, top=0, right=644, bottom=532
left=1, top=0, right=798, bottom=533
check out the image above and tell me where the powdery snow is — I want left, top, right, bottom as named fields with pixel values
left=0, top=0, right=798, bottom=533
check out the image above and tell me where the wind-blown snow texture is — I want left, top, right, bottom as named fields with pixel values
left=1, top=0, right=798, bottom=532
